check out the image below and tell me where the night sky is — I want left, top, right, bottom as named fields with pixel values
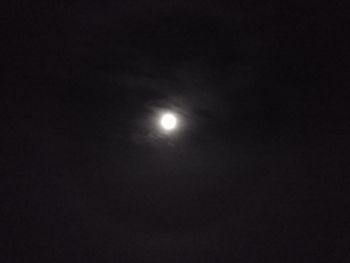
left=2, top=1, right=349, bottom=262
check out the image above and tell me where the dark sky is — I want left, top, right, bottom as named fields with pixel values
left=2, top=1, right=349, bottom=262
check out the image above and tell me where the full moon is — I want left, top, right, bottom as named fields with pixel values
left=160, top=112, right=178, bottom=131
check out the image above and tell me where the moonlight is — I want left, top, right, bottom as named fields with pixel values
left=159, top=112, right=178, bottom=131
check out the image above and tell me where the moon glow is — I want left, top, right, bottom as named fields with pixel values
left=160, top=112, right=178, bottom=131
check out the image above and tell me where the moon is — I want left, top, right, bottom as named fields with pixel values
left=159, top=112, right=178, bottom=131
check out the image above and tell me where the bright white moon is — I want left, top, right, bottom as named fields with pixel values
left=160, top=113, right=177, bottom=131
